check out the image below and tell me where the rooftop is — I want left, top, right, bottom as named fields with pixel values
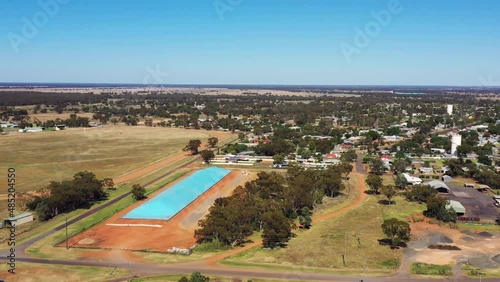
left=5, top=212, right=33, bottom=221
left=446, top=200, right=466, bottom=214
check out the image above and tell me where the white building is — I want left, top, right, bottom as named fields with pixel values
left=451, top=134, right=462, bottom=155
left=447, top=104, right=453, bottom=115
left=430, top=148, right=446, bottom=154
left=418, top=167, right=434, bottom=174
left=19, top=127, right=44, bottom=133
left=401, top=173, right=422, bottom=185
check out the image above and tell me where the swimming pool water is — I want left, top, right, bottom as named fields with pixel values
left=122, top=166, right=231, bottom=220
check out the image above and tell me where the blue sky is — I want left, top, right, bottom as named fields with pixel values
left=1, top=0, right=499, bottom=86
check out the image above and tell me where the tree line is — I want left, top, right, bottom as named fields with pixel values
left=195, top=165, right=350, bottom=248
left=27, top=172, right=110, bottom=221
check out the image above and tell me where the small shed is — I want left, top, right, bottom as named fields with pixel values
left=441, top=175, right=452, bottom=182
left=3, top=212, right=34, bottom=227
left=446, top=200, right=466, bottom=215
left=477, top=185, right=490, bottom=192
left=427, top=180, right=451, bottom=193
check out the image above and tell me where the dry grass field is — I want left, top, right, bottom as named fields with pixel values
left=30, top=112, right=95, bottom=122
left=0, top=125, right=226, bottom=194
left=0, top=126, right=232, bottom=221
left=225, top=178, right=426, bottom=274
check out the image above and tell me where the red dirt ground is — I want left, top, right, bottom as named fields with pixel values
left=66, top=170, right=251, bottom=252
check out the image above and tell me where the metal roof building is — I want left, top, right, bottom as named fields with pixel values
left=427, top=180, right=451, bottom=193
left=3, top=212, right=34, bottom=227
left=441, top=175, right=452, bottom=182
left=446, top=200, right=466, bottom=215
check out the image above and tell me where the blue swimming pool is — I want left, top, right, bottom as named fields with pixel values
left=122, top=167, right=231, bottom=220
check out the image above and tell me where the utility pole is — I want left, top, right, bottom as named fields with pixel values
left=65, top=217, right=68, bottom=250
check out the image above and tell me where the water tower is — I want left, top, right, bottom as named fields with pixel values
left=447, top=105, right=453, bottom=115
left=451, top=134, right=462, bottom=155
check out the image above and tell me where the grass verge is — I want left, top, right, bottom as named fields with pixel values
left=410, top=263, right=452, bottom=276
left=0, top=261, right=133, bottom=282
left=462, top=264, right=500, bottom=278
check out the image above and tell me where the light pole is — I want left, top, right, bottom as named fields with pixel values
left=65, top=217, right=68, bottom=249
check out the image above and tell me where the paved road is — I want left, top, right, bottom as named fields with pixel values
left=355, top=154, right=365, bottom=174
left=6, top=252, right=497, bottom=282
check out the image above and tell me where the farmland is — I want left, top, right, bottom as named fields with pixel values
left=0, top=125, right=233, bottom=233
left=0, top=126, right=228, bottom=194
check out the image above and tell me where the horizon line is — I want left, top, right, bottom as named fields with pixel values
left=0, top=82, right=499, bottom=89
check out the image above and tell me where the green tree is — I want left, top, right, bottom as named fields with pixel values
left=340, top=149, right=358, bottom=162
left=262, top=210, right=293, bottom=248
left=392, top=159, right=407, bottom=174
left=207, top=136, right=219, bottom=148
left=381, top=185, right=397, bottom=204
left=366, top=174, right=383, bottom=194
left=110, top=117, right=119, bottom=125
left=200, top=150, right=215, bottom=164
left=381, top=218, right=411, bottom=247
left=425, top=196, right=456, bottom=222
left=101, top=178, right=115, bottom=190
left=477, top=154, right=492, bottom=166
left=339, top=162, right=353, bottom=180
left=320, top=167, right=345, bottom=197
left=404, top=185, right=437, bottom=203
left=131, top=184, right=146, bottom=201
left=273, top=153, right=286, bottom=164
left=27, top=171, right=107, bottom=221
left=425, top=196, right=446, bottom=218
left=395, top=151, right=406, bottom=159
left=298, top=207, right=312, bottom=229
left=395, top=174, right=408, bottom=190
left=456, top=144, right=472, bottom=158
left=369, top=156, right=385, bottom=175
left=183, top=139, right=202, bottom=155
left=189, top=271, right=210, bottom=282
